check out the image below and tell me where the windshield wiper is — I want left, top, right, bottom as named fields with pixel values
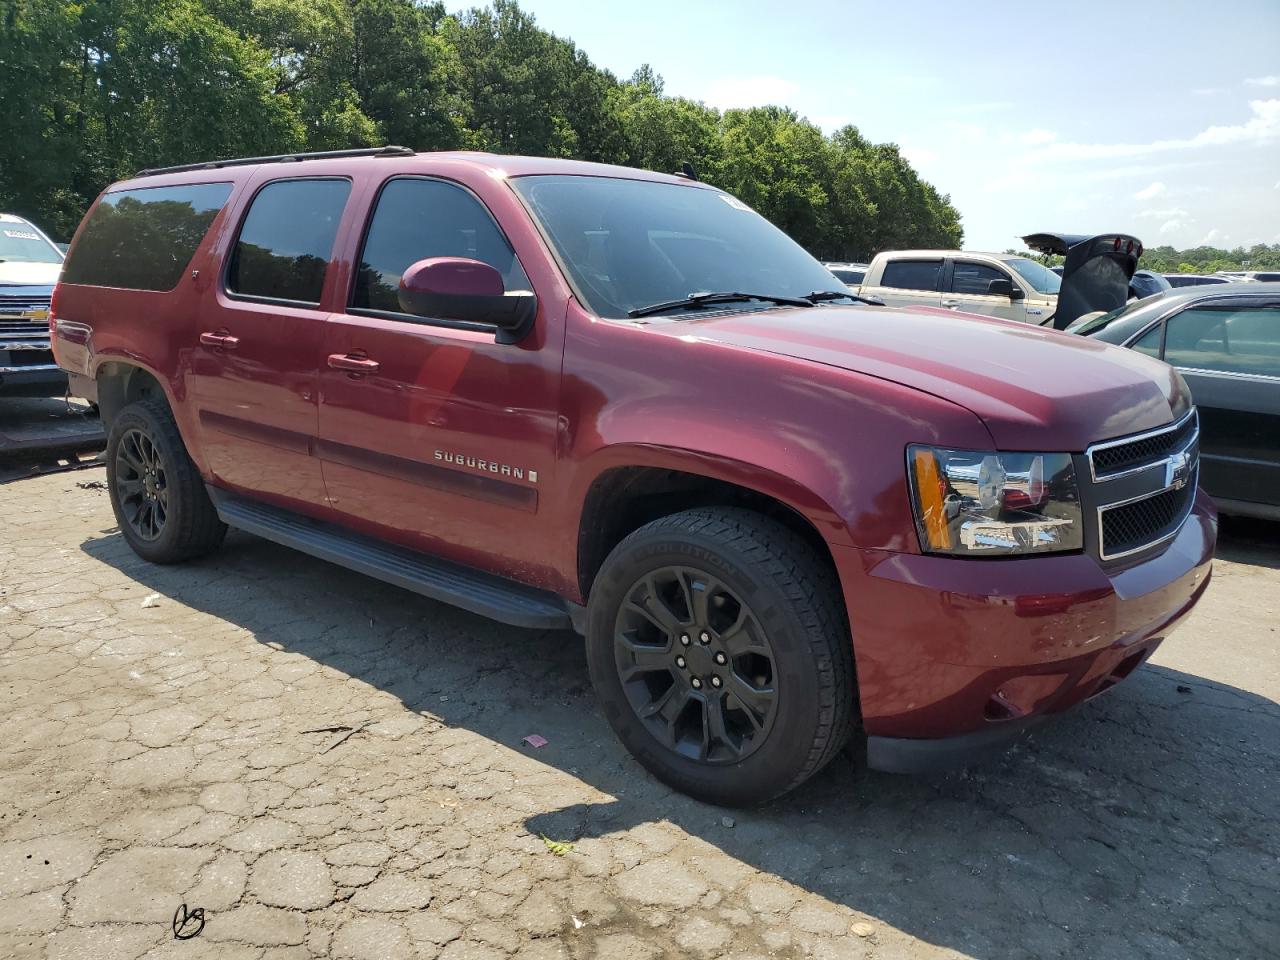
left=803, top=289, right=884, bottom=306
left=627, top=290, right=814, bottom=319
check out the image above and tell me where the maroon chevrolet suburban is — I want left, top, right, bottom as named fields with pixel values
left=51, top=148, right=1215, bottom=805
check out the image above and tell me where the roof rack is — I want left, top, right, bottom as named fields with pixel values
left=135, top=145, right=415, bottom=178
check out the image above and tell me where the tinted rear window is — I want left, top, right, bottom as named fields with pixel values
left=880, top=260, right=941, bottom=291
left=62, top=183, right=232, bottom=290
left=228, top=179, right=351, bottom=305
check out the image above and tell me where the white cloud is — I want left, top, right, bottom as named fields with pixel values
left=1028, top=99, right=1280, bottom=161
left=1160, top=219, right=1185, bottom=235
left=1134, top=181, right=1166, bottom=200
left=1202, top=228, right=1227, bottom=244
left=1019, top=128, right=1058, bottom=146
left=1245, top=76, right=1280, bottom=87
left=952, top=101, right=1014, bottom=115
left=1137, top=207, right=1189, bottom=220
left=698, top=74, right=799, bottom=110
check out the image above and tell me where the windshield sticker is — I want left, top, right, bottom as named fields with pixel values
left=718, top=194, right=753, bottom=212
left=3, top=230, right=40, bottom=240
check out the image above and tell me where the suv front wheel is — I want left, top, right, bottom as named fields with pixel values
left=586, top=508, right=857, bottom=806
left=106, top=398, right=226, bottom=563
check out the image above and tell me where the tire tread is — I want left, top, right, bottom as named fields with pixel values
left=107, top=397, right=225, bottom=563
left=601, top=506, right=857, bottom=803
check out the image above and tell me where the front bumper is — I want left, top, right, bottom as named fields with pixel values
left=834, top=488, right=1216, bottom=772
left=0, top=353, right=65, bottom=397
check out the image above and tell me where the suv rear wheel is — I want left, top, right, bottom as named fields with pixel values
left=106, top=398, right=226, bottom=563
left=586, top=507, right=857, bottom=806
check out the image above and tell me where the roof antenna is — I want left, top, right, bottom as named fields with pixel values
left=675, top=161, right=699, bottom=181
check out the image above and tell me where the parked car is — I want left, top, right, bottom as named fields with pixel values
left=1070, top=283, right=1279, bottom=520
left=859, top=249, right=1057, bottom=323
left=1166, top=274, right=1233, bottom=288
left=1, top=213, right=65, bottom=396
left=53, top=148, right=1214, bottom=804
left=1129, top=269, right=1172, bottom=301
left=860, top=233, right=1139, bottom=329
left=1216, top=271, right=1280, bottom=283
left=823, top=261, right=869, bottom=287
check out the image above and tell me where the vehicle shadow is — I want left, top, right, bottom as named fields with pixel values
left=1215, top=514, right=1280, bottom=570
left=79, top=525, right=1280, bottom=960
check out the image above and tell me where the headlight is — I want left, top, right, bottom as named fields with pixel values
left=907, top=446, right=1083, bottom=556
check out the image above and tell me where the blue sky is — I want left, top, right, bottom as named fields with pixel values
left=517, top=0, right=1280, bottom=252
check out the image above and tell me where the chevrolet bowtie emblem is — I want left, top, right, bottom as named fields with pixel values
left=1165, top=450, right=1191, bottom=491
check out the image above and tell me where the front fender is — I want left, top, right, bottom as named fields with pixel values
left=557, top=309, right=995, bottom=560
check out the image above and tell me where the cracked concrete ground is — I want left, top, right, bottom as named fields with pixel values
left=1, top=471, right=1277, bottom=960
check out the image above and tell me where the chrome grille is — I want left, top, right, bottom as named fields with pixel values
left=1100, top=467, right=1198, bottom=558
left=0, top=318, right=51, bottom=346
left=1087, top=410, right=1200, bottom=561
left=0, top=293, right=52, bottom=346
left=0, top=292, right=52, bottom=314
left=1091, top=413, right=1197, bottom=479
left=1089, top=409, right=1198, bottom=480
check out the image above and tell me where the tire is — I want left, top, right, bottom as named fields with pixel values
left=585, top=507, right=857, bottom=806
left=106, top=397, right=226, bottom=563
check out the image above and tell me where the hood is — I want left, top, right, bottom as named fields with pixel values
left=679, top=304, right=1189, bottom=451
left=0, top=261, right=62, bottom=285
left=1022, top=232, right=1141, bottom=330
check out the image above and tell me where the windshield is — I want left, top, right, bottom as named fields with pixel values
left=510, top=175, right=840, bottom=319
left=1006, top=257, right=1061, bottom=295
left=0, top=219, right=62, bottom=264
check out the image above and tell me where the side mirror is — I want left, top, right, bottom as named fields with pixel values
left=987, top=277, right=1020, bottom=298
left=398, top=257, right=536, bottom=342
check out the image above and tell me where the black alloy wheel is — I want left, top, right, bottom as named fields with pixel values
left=114, top=427, right=169, bottom=541
left=614, top=565, right=778, bottom=763
left=105, top=397, right=226, bottom=563
left=586, top=507, right=857, bottom=806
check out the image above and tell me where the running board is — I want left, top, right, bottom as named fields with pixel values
left=210, top=491, right=573, bottom=630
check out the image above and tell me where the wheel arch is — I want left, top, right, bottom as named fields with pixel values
left=574, top=455, right=846, bottom=608
left=95, top=360, right=172, bottom=428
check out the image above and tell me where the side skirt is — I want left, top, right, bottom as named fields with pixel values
left=209, top=488, right=574, bottom=631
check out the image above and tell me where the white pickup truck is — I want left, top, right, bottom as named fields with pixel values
left=859, top=234, right=1143, bottom=329
left=858, top=250, right=1059, bottom=323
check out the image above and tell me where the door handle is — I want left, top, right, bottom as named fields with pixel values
left=199, top=331, right=240, bottom=349
left=327, top=353, right=380, bottom=373
left=941, top=299, right=961, bottom=309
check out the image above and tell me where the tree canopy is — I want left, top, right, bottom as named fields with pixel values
left=0, top=0, right=964, bottom=257
left=1006, top=243, right=1280, bottom=275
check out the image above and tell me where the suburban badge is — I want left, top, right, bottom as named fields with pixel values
left=435, top=449, right=538, bottom=483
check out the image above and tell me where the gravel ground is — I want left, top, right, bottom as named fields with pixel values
left=1, top=471, right=1276, bottom=960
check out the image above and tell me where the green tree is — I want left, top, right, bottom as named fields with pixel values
left=711, top=107, right=833, bottom=251
left=610, top=67, right=722, bottom=175
left=1, top=0, right=968, bottom=259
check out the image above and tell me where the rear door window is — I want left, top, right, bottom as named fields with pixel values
left=831, top=267, right=865, bottom=285
left=880, top=259, right=942, bottom=291
left=62, top=183, right=233, bottom=290
left=227, top=178, right=351, bottom=305
left=949, top=262, right=1008, bottom=295
left=1161, top=305, right=1280, bottom=377
left=352, top=177, right=529, bottom=317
